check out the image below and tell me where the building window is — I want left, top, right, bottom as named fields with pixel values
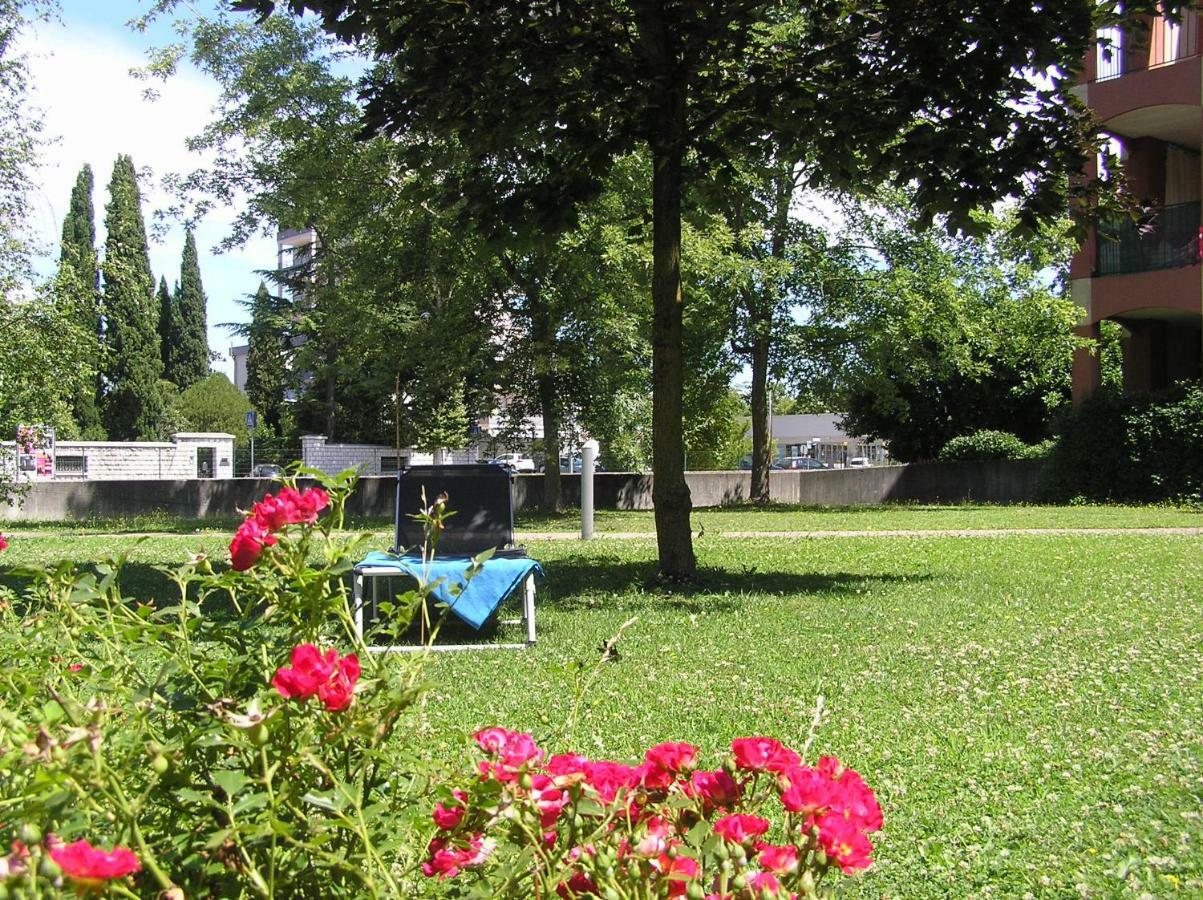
left=56, top=455, right=86, bottom=475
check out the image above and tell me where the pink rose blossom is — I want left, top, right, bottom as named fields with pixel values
left=49, top=838, right=141, bottom=886
left=814, top=812, right=874, bottom=873
left=713, top=813, right=770, bottom=845
left=687, top=769, right=742, bottom=811
left=731, top=737, right=801, bottom=773
left=754, top=843, right=799, bottom=875
left=229, top=517, right=277, bottom=571
left=273, top=645, right=360, bottom=712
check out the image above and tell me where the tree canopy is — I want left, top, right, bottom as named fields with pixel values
left=231, top=0, right=1181, bottom=578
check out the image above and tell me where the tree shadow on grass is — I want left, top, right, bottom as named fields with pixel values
left=533, top=554, right=934, bottom=614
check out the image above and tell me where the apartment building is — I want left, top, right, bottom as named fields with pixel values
left=1071, top=9, right=1203, bottom=402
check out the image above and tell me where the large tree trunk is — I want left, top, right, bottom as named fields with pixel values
left=651, top=144, right=696, bottom=579
left=749, top=336, right=771, bottom=504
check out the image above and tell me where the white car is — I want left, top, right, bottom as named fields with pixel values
left=847, top=457, right=871, bottom=468
left=488, top=453, right=536, bottom=473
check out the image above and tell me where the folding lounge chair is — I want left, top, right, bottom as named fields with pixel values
left=352, top=464, right=542, bottom=652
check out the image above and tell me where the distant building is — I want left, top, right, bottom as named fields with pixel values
left=1, top=433, right=236, bottom=481
left=767, top=414, right=888, bottom=466
left=231, top=342, right=249, bottom=393
left=1071, top=9, right=1203, bottom=402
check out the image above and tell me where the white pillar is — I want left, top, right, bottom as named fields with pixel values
left=581, top=439, right=599, bottom=540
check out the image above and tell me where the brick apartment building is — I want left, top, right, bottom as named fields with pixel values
left=1071, top=8, right=1203, bottom=402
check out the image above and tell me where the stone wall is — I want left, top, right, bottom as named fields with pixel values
left=299, top=435, right=478, bottom=476
left=0, top=434, right=235, bottom=482
left=1, top=460, right=1047, bottom=521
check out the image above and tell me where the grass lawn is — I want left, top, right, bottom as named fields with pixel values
left=514, top=502, right=1203, bottom=533
left=1, top=525, right=1200, bottom=896
left=3, top=502, right=1201, bottom=537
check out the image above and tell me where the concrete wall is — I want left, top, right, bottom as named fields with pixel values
left=0, top=460, right=1047, bottom=521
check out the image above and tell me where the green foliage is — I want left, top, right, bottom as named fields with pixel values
left=1045, top=382, right=1203, bottom=503
left=101, top=155, right=168, bottom=440
left=169, top=228, right=212, bottom=389
left=244, top=282, right=290, bottom=435
left=57, top=164, right=105, bottom=437
left=0, top=0, right=52, bottom=297
left=0, top=472, right=461, bottom=896
left=0, top=283, right=94, bottom=441
left=939, top=430, right=1051, bottom=462
left=798, top=207, right=1082, bottom=462
left=684, top=389, right=748, bottom=471
left=173, top=373, right=253, bottom=446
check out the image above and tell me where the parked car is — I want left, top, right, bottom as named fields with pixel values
left=783, top=456, right=828, bottom=470
left=488, top=454, right=536, bottom=473
left=737, top=456, right=785, bottom=471
left=250, top=463, right=284, bottom=478
left=847, top=457, right=871, bottom=468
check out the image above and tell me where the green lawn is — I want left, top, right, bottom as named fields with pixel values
left=3, top=502, right=1201, bottom=538
left=515, top=503, right=1203, bottom=533
left=1, top=527, right=1200, bottom=896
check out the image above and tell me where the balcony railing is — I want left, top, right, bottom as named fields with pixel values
left=1096, top=200, right=1202, bottom=276
left=1095, top=12, right=1199, bottom=81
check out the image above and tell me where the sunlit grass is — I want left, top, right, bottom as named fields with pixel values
left=1, top=528, right=1200, bottom=896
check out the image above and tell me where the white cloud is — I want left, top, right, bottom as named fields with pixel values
left=21, top=19, right=276, bottom=378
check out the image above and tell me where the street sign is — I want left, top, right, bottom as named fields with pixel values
left=246, top=410, right=258, bottom=430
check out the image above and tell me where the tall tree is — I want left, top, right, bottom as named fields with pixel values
left=0, top=0, right=50, bottom=297
left=101, top=154, right=166, bottom=440
left=171, top=227, right=211, bottom=388
left=236, top=0, right=1176, bottom=579
left=58, top=163, right=105, bottom=437
left=156, top=274, right=175, bottom=374
left=243, top=281, right=289, bottom=434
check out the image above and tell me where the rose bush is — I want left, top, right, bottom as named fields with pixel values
left=0, top=470, right=884, bottom=898
left=421, top=728, right=881, bottom=898
left=0, top=470, right=447, bottom=897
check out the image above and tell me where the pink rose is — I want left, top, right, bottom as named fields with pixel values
left=49, top=838, right=140, bottom=886
left=731, top=737, right=800, bottom=773
left=814, top=811, right=874, bottom=873
left=273, top=645, right=360, bottom=712
left=644, top=741, right=698, bottom=774
left=754, top=843, right=798, bottom=875
left=229, top=517, right=276, bottom=571
left=687, top=769, right=742, bottom=811
left=712, top=813, right=770, bottom=845
left=779, top=764, right=835, bottom=817
left=0, top=533, right=8, bottom=551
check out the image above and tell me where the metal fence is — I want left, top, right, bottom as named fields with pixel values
left=232, top=447, right=302, bottom=478
left=1096, top=201, right=1201, bottom=276
left=1095, top=13, right=1199, bottom=81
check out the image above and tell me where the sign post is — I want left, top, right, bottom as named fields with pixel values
left=246, top=410, right=258, bottom=476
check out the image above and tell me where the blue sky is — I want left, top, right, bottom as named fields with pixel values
left=23, top=0, right=277, bottom=378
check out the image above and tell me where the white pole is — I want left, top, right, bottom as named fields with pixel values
left=581, top=438, right=599, bottom=540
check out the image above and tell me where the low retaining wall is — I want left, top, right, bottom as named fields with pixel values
left=0, top=460, right=1046, bottom=522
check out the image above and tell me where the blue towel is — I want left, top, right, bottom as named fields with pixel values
left=356, top=551, right=543, bottom=630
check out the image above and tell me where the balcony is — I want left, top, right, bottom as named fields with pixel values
left=1096, top=201, right=1201, bottom=276
left=1095, top=13, right=1199, bottom=81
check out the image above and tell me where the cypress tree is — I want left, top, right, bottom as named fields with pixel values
left=245, top=281, right=289, bottom=434
left=58, top=164, right=104, bottom=437
left=157, top=275, right=175, bottom=376
left=171, top=228, right=211, bottom=389
left=100, top=154, right=166, bottom=440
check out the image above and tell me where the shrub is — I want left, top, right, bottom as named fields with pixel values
left=1044, top=382, right=1203, bottom=503
left=423, top=729, right=881, bottom=897
left=0, top=473, right=885, bottom=897
left=939, top=430, right=1032, bottom=462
